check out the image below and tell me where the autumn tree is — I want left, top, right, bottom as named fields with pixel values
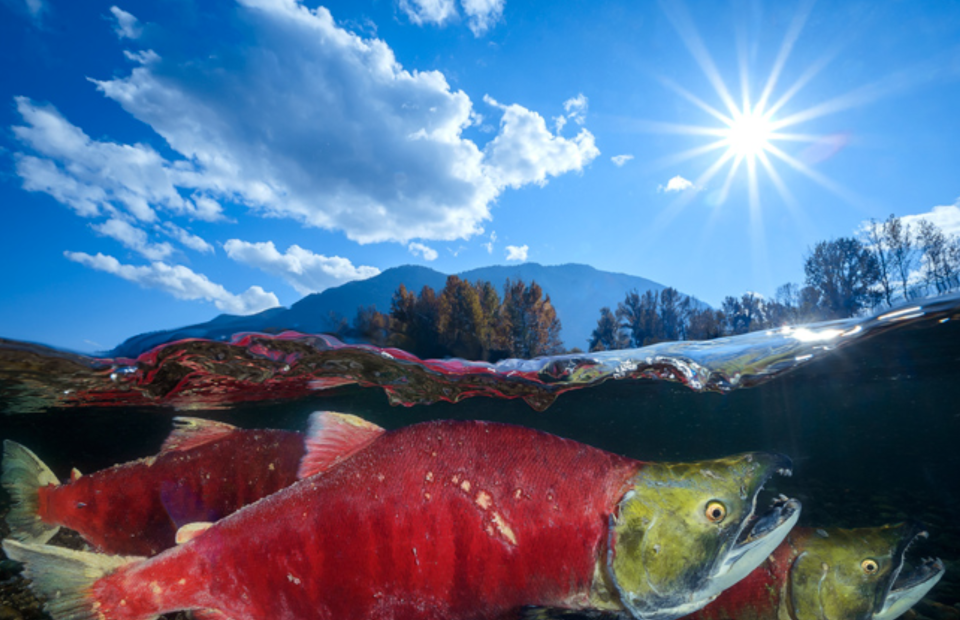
left=351, top=305, right=390, bottom=346
left=804, top=237, right=880, bottom=319
left=501, top=279, right=563, bottom=358
left=437, top=276, right=485, bottom=360
left=588, top=307, right=628, bottom=351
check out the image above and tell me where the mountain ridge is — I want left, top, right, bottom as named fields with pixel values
left=108, top=263, right=695, bottom=357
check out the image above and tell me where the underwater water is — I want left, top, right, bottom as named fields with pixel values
left=1, top=293, right=959, bottom=619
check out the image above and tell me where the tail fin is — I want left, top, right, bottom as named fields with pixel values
left=2, top=539, right=142, bottom=620
left=1, top=440, right=61, bottom=544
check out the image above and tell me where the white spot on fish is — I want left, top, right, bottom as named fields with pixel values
left=287, top=574, right=301, bottom=585
left=491, top=511, right=517, bottom=546
left=425, top=471, right=434, bottom=482
left=476, top=491, right=492, bottom=510
left=461, top=480, right=471, bottom=493
left=268, top=463, right=275, bottom=471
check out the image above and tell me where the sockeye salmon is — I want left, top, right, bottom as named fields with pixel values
left=4, top=413, right=801, bottom=620
left=1, top=415, right=366, bottom=556
left=685, top=523, right=944, bottom=620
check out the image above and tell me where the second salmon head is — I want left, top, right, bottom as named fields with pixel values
left=789, top=523, right=944, bottom=620
left=605, top=452, right=800, bottom=620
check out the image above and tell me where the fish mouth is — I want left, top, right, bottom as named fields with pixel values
left=711, top=488, right=802, bottom=594
left=873, top=526, right=945, bottom=620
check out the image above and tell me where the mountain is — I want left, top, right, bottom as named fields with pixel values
left=108, top=263, right=692, bottom=357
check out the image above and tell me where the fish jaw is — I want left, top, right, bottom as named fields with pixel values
left=874, top=548, right=945, bottom=620
left=708, top=495, right=802, bottom=596
left=605, top=452, right=800, bottom=620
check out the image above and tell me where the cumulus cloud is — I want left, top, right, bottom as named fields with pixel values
left=12, top=2, right=595, bottom=248
left=611, top=154, right=634, bottom=167
left=399, top=0, right=456, bottom=25
left=109, top=6, right=142, bottom=39
left=460, top=0, right=504, bottom=36
left=223, top=239, right=380, bottom=295
left=12, top=97, right=221, bottom=222
left=659, top=175, right=695, bottom=193
left=64, top=251, right=278, bottom=314
left=900, top=201, right=960, bottom=237
left=408, top=242, right=438, bottom=261
left=505, top=244, right=528, bottom=261
left=160, top=222, right=214, bottom=254
left=92, top=218, right=174, bottom=260
left=484, top=96, right=599, bottom=189
left=398, top=0, right=503, bottom=35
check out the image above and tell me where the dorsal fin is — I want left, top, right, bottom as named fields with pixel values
left=297, top=412, right=385, bottom=479
left=175, top=522, right=214, bottom=544
left=160, top=417, right=238, bottom=453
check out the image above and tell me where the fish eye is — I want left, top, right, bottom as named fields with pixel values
left=705, top=500, right=726, bottom=523
left=861, top=559, right=879, bottom=575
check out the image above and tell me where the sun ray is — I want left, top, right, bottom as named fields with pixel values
left=755, top=0, right=815, bottom=114
left=659, top=0, right=740, bottom=118
left=649, top=139, right=730, bottom=172
left=765, top=144, right=866, bottom=210
left=658, top=77, right=733, bottom=126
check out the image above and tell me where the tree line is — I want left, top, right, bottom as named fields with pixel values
left=332, top=213, right=958, bottom=358
left=333, top=276, right=563, bottom=362
left=588, top=213, right=960, bottom=351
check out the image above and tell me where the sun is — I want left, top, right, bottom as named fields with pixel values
left=725, top=107, right=774, bottom=159
left=648, top=1, right=867, bottom=218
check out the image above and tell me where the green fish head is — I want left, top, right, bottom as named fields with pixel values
left=607, top=452, right=800, bottom=620
left=790, top=523, right=944, bottom=620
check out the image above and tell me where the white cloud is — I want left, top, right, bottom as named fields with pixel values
left=611, top=154, right=634, bottom=167
left=659, top=175, right=695, bottom=193
left=398, top=0, right=457, bottom=26
left=460, top=0, right=504, bottom=36
left=900, top=201, right=960, bottom=237
left=398, top=0, right=503, bottom=35
left=12, top=97, right=221, bottom=222
left=64, top=251, right=278, bottom=314
left=93, top=218, right=174, bottom=260
left=483, top=96, right=599, bottom=189
left=505, top=244, right=528, bottom=261
left=553, top=93, right=588, bottom=134
left=12, top=2, right=594, bottom=248
left=223, top=239, right=380, bottom=295
left=482, top=230, right=497, bottom=254
left=109, top=6, right=142, bottom=39
left=161, top=222, right=214, bottom=254
left=408, top=242, right=438, bottom=261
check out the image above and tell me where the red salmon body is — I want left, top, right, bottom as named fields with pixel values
left=36, top=421, right=304, bottom=556
left=92, top=420, right=641, bottom=620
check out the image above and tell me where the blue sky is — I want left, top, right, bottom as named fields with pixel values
left=1, top=0, right=959, bottom=353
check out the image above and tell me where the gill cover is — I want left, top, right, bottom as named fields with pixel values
left=607, top=452, right=798, bottom=620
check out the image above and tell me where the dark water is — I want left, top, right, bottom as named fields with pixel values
left=1, top=294, right=959, bottom=616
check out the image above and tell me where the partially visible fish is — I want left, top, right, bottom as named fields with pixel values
left=3, top=414, right=800, bottom=620
left=686, top=523, right=944, bottom=620
left=2, top=414, right=381, bottom=555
